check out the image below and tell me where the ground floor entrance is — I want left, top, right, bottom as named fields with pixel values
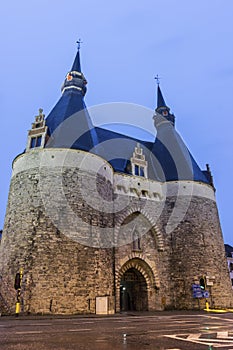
left=120, top=267, right=148, bottom=311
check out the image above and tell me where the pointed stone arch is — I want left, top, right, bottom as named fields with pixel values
left=115, top=254, right=160, bottom=290
left=115, top=256, right=161, bottom=312
left=114, top=205, right=164, bottom=251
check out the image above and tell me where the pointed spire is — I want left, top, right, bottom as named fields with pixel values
left=154, top=83, right=175, bottom=127
left=157, top=85, right=167, bottom=109
left=71, top=49, right=81, bottom=73
left=45, top=44, right=98, bottom=152
left=61, top=44, right=87, bottom=96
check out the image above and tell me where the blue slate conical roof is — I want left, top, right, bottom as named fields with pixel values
left=153, top=85, right=208, bottom=183
left=44, top=49, right=210, bottom=185
left=71, top=49, right=81, bottom=72
left=45, top=50, right=98, bottom=151
left=155, top=85, right=175, bottom=126
left=157, top=84, right=167, bottom=108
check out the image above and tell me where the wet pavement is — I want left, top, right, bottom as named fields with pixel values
left=0, top=311, right=233, bottom=349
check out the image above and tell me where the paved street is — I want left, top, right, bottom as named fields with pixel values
left=1, top=311, right=233, bottom=349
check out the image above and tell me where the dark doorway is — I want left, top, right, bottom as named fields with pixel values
left=120, top=268, right=148, bottom=311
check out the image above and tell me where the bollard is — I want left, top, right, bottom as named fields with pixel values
left=15, top=301, right=20, bottom=316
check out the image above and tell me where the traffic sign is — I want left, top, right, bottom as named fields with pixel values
left=192, top=284, right=202, bottom=298
left=192, top=284, right=209, bottom=298
left=202, top=291, right=209, bottom=298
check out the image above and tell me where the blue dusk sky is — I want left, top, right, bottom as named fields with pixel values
left=0, top=1, right=233, bottom=245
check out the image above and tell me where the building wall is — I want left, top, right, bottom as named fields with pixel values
left=0, top=149, right=115, bottom=314
left=0, top=148, right=232, bottom=314
left=114, top=177, right=233, bottom=310
left=164, top=196, right=232, bottom=309
left=227, top=256, right=233, bottom=288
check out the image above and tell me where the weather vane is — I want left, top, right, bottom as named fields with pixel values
left=76, top=38, right=83, bottom=50
left=154, top=74, right=161, bottom=85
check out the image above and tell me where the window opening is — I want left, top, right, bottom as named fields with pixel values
left=133, top=230, right=141, bottom=251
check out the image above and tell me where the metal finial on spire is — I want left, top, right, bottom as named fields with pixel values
left=154, top=74, right=161, bottom=85
left=76, top=39, right=83, bottom=51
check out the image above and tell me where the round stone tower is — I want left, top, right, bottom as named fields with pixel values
left=0, top=48, right=232, bottom=315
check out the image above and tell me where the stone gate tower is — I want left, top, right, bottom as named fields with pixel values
left=0, top=48, right=232, bottom=314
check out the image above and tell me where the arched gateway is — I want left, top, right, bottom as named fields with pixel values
left=116, top=257, right=159, bottom=312
left=120, top=268, right=148, bottom=311
left=1, top=47, right=232, bottom=316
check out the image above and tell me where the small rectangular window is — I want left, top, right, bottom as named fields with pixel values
left=130, top=188, right=137, bottom=195
left=135, top=165, right=139, bottom=176
left=153, top=192, right=161, bottom=199
left=141, top=190, right=148, bottom=197
left=35, top=123, right=42, bottom=128
left=36, top=136, right=42, bottom=147
left=30, top=135, right=42, bottom=149
left=30, top=137, right=36, bottom=148
left=140, top=167, right=144, bottom=177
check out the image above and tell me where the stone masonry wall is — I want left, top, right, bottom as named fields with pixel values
left=0, top=149, right=115, bottom=314
left=0, top=148, right=232, bottom=314
left=164, top=196, right=233, bottom=309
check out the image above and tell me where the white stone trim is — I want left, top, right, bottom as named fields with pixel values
left=12, top=148, right=114, bottom=179
left=12, top=148, right=216, bottom=205
left=61, top=85, right=82, bottom=93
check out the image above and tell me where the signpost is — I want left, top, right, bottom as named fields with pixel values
left=192, top=284, right=209, bottom=298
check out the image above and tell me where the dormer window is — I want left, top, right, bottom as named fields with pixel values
left=130, top=143, right=148, bottom=178
left=134, top=165, right=145, bottom=177
left=26, top=109, right=48, bottom=152
left=30, top=136, right=42, bottom=149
